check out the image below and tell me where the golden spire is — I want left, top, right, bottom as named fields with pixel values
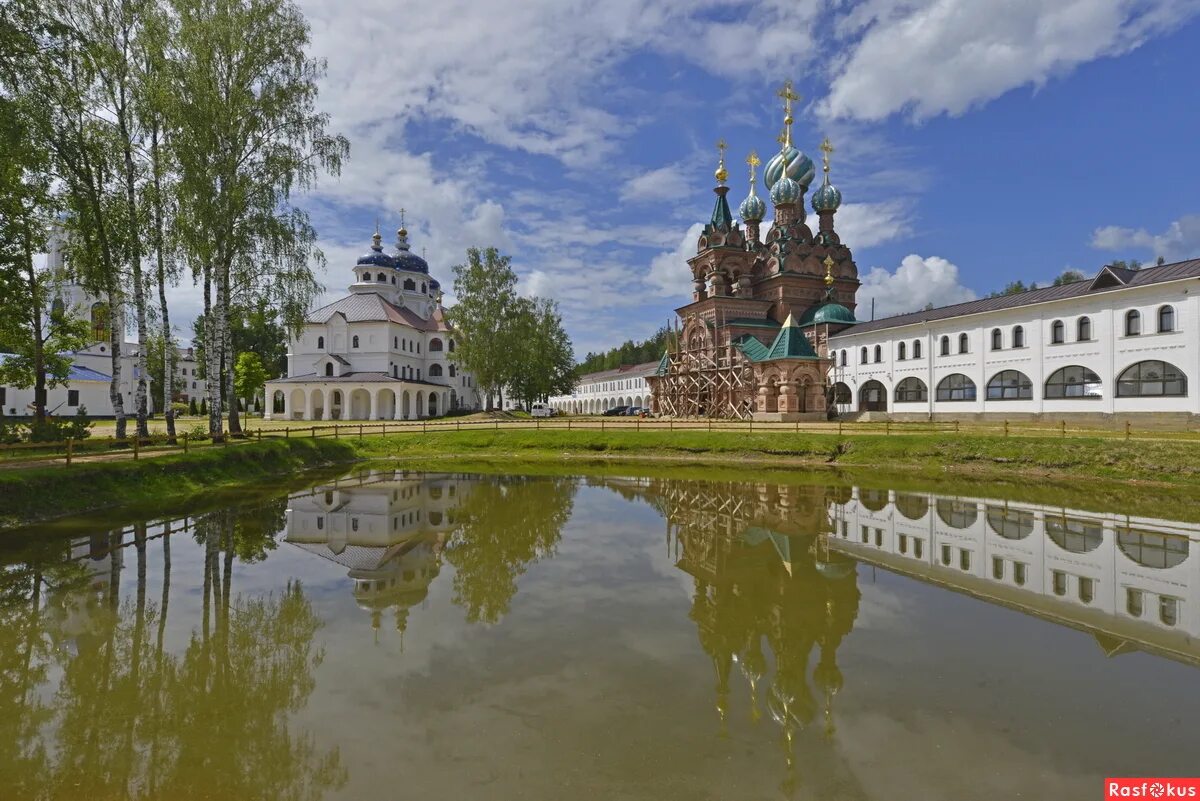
left=746, top=150, right=760, bottom=190
left=824, top=255, right=835, bottom=288
left=397, top=207, right=407, bottom=238
left=777, top=79, right=800, bottom=149
left=820, top=136, right=834, bottom=181
left=714, top=138, right=728, bottom=185
left=372, top=217, right=382, bottom=249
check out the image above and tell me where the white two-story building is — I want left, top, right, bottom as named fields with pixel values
left=826, top=260, right=1200, bottom=422
left=547, top=359, right=658, bottom=415
left=265, top=224, right=482, bottom=421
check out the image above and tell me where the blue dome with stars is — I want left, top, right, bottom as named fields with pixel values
left=739, top=191, right=766, bottom=222
left=764, top=146, right=815, bottom=190
left=392, top=227, right=429, bottom=274
left=812, top=181, right=842, bottom=212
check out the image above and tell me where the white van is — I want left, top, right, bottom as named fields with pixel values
left=530, top=403, right=553, bottom=418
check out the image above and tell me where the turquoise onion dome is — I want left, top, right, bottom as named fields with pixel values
left=812, top=181, right=842, bottom=212
left=739, top=190, right=766, bottom=222
left=770, top=172, right=801, bottom=206
left=764, top=146, right=816, bottom=190
left=798, top=299, right=857, bottom=326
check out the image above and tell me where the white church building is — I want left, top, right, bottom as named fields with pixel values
left=826, top=260, right=1200, bottom=421
left=265, top=224, right=482, bottom=421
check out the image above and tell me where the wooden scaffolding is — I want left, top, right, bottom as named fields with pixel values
left=651, top=316, right=755, bottom=420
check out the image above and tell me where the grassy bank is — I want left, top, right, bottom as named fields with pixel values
left=352, top=429, right=1200, bottom=484
left=0, top=438, right=356, bottom=529
left=4, top=429, right=1199, bottom=529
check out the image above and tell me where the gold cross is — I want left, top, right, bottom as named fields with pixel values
left=746, top=150, right=760, bottom=168
left=777, top=79, right=800, bottom=113
left=820, top=137, right=834, bottom=173
left=823, top=255, right=835, bottom=287
left=398, top=207, right=406, bottom=228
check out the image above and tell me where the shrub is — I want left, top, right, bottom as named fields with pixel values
left=199, top=397, right=208, bottom=416
left=171, top=401, right=189, bottom=418
left=188, top=397, right=198, bottom=416
left=27, top=407, right=92, bottom=442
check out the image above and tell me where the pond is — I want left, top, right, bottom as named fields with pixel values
left=1, top=468, right=1198, bottom=800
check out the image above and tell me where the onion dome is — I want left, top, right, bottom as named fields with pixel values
left=770, top=172, right=801, bottom=206
left=357, top=229, right=396, bottom=267
left=764, top=146, right=815, bottom=190
left=812, top=181, right=841, bottom=212
left=739, top=191, right=766, bottom=222
left=393, top=226, right=429, bottom=274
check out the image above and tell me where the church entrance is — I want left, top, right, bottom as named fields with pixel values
left=859, top=380, right=887, bottom=412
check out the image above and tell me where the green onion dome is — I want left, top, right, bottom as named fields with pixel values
left=739, top=190, right=766, bottom=222
left=770, top=173, right=801, bottom=206
left=812, top=181, right=842, bottom=213
left=764, top=146, right=815, bottom=190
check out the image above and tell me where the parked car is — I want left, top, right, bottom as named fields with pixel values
left=623, top=406, right=643, bottom=416
left=602, top=406, right=629, bottom=416
left=530, top=403, right=553, bottom=418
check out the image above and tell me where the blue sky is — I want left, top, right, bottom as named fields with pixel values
left=171, top=0, right=1200, bottom=357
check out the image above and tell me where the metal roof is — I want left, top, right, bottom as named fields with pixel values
left=832, top=259, right=1200, bottom=337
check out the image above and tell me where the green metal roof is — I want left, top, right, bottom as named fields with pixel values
left=655, top=351, right=670, bottom=376
left=732, top=334, right=770, bottom=362
left=726, top=317, right=782, bottom=330
left=798, top=299, right=858, bottom=327
left=709, top=188, right=733, bottom=231
left=764, top=313, right=819, bottom=360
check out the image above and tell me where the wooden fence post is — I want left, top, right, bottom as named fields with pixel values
left=311, top=426, right=316, bottom=438
left=1004, top=420, right=1009, bottom=437
left=1125, top=420, right=1132, bottom=440
left=66, top=437, right=73, bottom=467
left=334, top=424, right=339, bottom=439
left=285, top=426, right=289, bottom=439
left=358, top=424, right=363, bottom=440
left=955, top=420, right=960, bottom=433
left=1061, top=419, right=1066, bottom=439
left=886, top=420, right=891, bottom=436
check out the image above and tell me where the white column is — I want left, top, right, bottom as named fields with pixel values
left=319, top=389, right=329, bottom=420
left=304, top=389, right=313, bottom=420
left=366, top=387, right=374, bottom=421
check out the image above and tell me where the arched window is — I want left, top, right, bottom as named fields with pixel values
left=317, top=336, right=325, bottom=349
left=958, top=333, right=969, bottom=353
left=898, top=342, right=907, bottom=360
left=449, top=365, right=456, bottom=377
left=421, top=283, right=426, bottom=293
left=429, top=338, right=444, bottom=352
left=987, top=370, right=1033, bottom=400
left=1045, top=366, right=1102, bottom=399
left=391, top=275, right=396, bottom=284
left=860, top=346, right=868, bottom=364
left=831, top=382, right=852, bottom=404
left=377, top=272, right=386, bottom=282
left=873, top=344, right=882, bottom=363
left=939, top=335, right=950, bottom=356
left=449, top=339, right=456, bottom=352
left=1077, top=316, right=1091, bottom=341
left=1012, top=325, right=1024, bottom=348
left=894, top=377, right=927, bottom=403
left=90, top=302, right=109, bottom=342
left=351, top=335, right=360, bottom=349
left=1116, top=360, right=1187, bottom=397
left=1050, top=320, right=1064, bottom=344
left=936, top=499, right=978, bottom=529
left=429, top=363, right=443, bottom=377
left=990, top=328, right=1002, bottom=350
left=404, top=278, right=416, bottom=290
left=936, top=373, right=976, bottom=401
left=393, top=365, right=398, bottom=378
left=1125, top=310, right=1141, bottom=336
left=839, top=350, right=847, bottom=367
left=1117, top=527, right=1188, bottom=569
left=894, top=493, right=928, bottom=520
left=1158, top=305, right=1175, bottom=332
left=1046, top=515, right=1103, bottom=554
left=324, top=363, right=333, bottom=376
left=986, top=505, right=1034, bottom=540
left=913, top=339, right=922, bottom=359
left=860, top=489, right=888, bottom=513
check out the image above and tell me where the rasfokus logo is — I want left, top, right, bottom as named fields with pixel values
left=1106, top=778, right=1200, bottom=799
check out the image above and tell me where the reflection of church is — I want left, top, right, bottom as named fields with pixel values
left=651, top=479, right=864, bottom=797
left=284, top=470, right=470, bottom=638
left=825, top=488, right=1200, bottom=663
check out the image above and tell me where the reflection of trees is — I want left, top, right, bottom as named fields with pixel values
left=443, top=476, right=576, bottom=624
left=0, top=506, right=345, bottom=801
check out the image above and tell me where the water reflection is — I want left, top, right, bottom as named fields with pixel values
left=825, top=487, right=1198, bottom=657
left=0, top=515, right=345, bottom=800
left=1, top=471, right=1198, bottom=799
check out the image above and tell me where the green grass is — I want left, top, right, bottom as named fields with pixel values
left=4, top=428, right=1200, bottom=530
left=0, top=438, right=356, bottom=530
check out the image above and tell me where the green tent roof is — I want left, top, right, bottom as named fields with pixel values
left=655, top=351, right=670, bottom=375
left=764, top=313, right=819, bottom=360
left=732, top=334, right=770, bottom=362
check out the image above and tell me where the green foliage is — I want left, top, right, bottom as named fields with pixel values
left=27, top=407, right=92, bottom=442
left=577, top=326, right=676, bottom=374
left=188, top=397, right=198, bottom=415
left=988, top=279, right=1039, bottom=298
left=446, top=247, right=520, bottom=406
left=1051, top=269, right=1087, bottom=286
left=506, top=297, right=576, bottom=410
left=171, top=401, right=189, bottom=417
left=199, top=397, right=207, bottom=416
left=234, top=351, right=269, bottom=405
left=1108, top=259, right=1143, bottom=271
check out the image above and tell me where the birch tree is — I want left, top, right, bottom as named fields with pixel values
left=165, top=0, right=346, bottom=440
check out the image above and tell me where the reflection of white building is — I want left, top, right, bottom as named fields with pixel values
left=825, top=488, right=1199, bottom=661
left=265, top=222, right=482, bottom=421
left=284, top=470, right=469, bottom=635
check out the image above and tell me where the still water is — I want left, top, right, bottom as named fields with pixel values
left=2, top=469, right=1198, bottom=800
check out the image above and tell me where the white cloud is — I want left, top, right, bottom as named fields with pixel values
left=645, top=223, right=703, bottom=298
left=619, top=164, right=694, bottom=204
left=821, top=0, right=1199, bottom=121
left=832, top=200, right=914, bottom=249
left=1090, top=214, right=1200, bottom=263
left=856, top=254, right=977, bottom=319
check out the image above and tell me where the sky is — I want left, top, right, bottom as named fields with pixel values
left=137, top=0, right=1200, bottom=356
